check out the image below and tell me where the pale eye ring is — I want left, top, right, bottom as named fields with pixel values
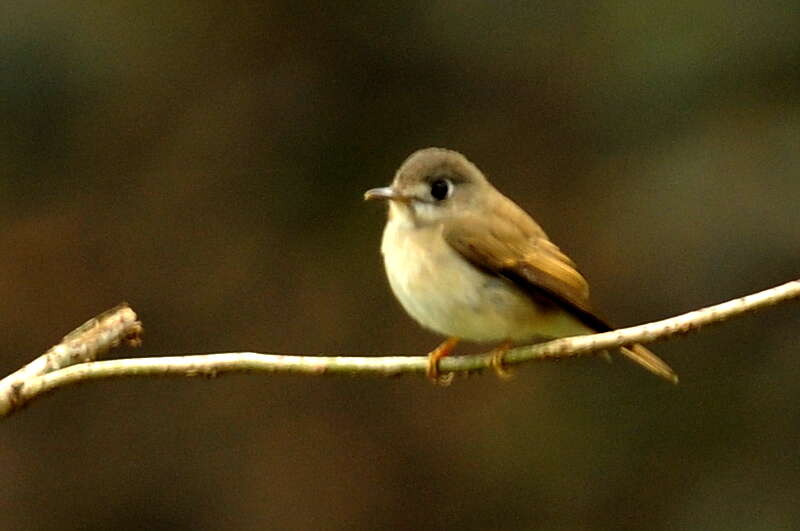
left=429, top=178, right=452, bottom=201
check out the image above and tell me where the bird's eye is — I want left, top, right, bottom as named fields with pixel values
left=429, top=178, right=451, bottom=201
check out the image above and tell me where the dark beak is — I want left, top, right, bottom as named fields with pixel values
left=364, top=186, right=400, bottom=201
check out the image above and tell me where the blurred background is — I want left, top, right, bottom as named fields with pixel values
left=1, top=2, right=798, bottom=529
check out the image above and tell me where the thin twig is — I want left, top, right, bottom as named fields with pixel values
left=0, top=304, right=142, bottom=416
left=1, top=280, right=798, bottom=418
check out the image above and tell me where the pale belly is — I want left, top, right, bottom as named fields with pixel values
left=381, top=220, right=590, bottom=342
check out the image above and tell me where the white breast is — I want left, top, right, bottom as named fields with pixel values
left=380, top=218, right=588, bottom=343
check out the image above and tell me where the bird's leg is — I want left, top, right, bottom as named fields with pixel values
left=488, top=340, right=514, bottom=379
left=426, top=337, right=460, bottom=384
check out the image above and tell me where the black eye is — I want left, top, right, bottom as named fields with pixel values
left=430, top=178, right=451, bottom=201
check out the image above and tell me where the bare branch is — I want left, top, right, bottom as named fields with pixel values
left=1, top=280, right=798, bottom=418
left=0, top=304, right=142, bottom=416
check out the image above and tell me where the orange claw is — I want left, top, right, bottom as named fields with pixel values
left=426, top=337, right=460, bottom=383
left=488, top=340, right=514, bottom=379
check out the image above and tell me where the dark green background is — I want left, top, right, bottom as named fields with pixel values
left=1, top=2, right=798, bottom=529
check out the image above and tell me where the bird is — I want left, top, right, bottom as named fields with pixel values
left=364, top=147, right=677, bottom=384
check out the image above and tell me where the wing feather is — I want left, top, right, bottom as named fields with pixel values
left=443, top=209, right=593, bottom=317
left=443, top=201, right=677, bottom=383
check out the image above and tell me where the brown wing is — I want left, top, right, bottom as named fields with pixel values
left=444, top=204, right=678, bottom=383
left=443, top=208, right=600, bottom=326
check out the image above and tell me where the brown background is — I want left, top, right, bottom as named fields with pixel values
left=1, top=2, right=799, bottom=530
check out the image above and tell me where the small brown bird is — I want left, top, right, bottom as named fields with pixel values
left=365, top=147, right=677, bottom=383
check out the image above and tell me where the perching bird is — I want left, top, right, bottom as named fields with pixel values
left=365, top=147, right=677, bottom=383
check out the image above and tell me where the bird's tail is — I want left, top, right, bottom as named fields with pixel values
left=619, top=343, right=679, bottom=384
left=557, top=304, right=678, bottom=384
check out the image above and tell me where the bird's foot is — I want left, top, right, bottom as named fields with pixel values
left=488, top=341, right=514, bottom=379
left=426, top=337, right=460, bottom=385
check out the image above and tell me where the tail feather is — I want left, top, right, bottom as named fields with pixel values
left=619, top=344, right=678, bottom=384
left=533, top=296, right=678, bottom=384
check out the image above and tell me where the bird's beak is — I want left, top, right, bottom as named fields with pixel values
left=364, top=186, right=401, bottom=202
